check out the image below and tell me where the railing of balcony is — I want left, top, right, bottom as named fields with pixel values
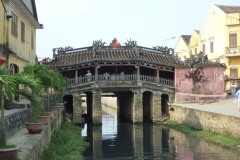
left=68, top=74, right=174, bottom=86
left=225, top=47, right=240, bottom=54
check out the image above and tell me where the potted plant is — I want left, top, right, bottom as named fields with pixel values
left=22, top=64, right=67, bottom=133
left=0, top=57, right=41, bottom=159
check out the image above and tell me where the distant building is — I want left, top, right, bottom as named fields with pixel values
left=175, top=4, right=240, bottom=90
left=0, top=0, right=42, bottom=74
left=175, top=35, right=191, bottom=61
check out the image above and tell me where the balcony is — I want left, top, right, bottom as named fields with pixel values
left=225, top=47, right=240, bottom=57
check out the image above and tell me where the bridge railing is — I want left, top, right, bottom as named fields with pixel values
left=68, top=74, right=174, bottom=86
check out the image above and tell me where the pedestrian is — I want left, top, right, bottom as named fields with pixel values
left=85, top=70, right=92, bottom=82
left=235, top=89, right=240, bottom=111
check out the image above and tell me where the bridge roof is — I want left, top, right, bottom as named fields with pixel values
left=49, top=46, right=188, bottom=69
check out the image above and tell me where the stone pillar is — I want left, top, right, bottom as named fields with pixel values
left=72, top=93, right=83, bottom=124
left=75, top=69, right=78, bottom=85
left=135, top=65, right=140, bottom=81
left=168, top=93, right=175, bottom=103
left=92, top=90, right=102, bottom=124
left=156, top=67, right=159, bottom=83
left=95, top=65, right=100, bottom=82
left=132, top=90, right=143, bottom=123
left=152, top=92, right=162, bottom=122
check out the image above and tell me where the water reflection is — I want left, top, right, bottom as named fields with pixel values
left=82, top=110, right=240, bottom=160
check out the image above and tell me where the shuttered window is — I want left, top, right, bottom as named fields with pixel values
left=11, top=12, right=18, bottom=37
left=230, top=68, right=238, bottom=78
left=31, top=31, right=34, bottom=49
left=229, top=33, right=237, bottom=48
left=202, top=44, right=205, bottom=54
left=210, top=41, right=214, bottom=53
left=21, top=21, right=25, bottom=43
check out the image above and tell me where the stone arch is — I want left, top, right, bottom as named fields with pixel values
left=143, top=91, right=153, bottom=122
left=63, top=94, right=73, bottom=114
left=161, top=94, right=169, bottom=117
left=84, top=91, right=93, bottom=122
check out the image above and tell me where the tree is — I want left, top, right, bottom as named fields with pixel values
left=23, top=64, right=67, bottom=106
left=0, top=66, right=41, bottom=148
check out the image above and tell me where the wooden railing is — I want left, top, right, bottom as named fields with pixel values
left=68, top=74, right=174, bottom=86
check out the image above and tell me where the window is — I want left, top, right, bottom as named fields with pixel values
left=202, top=44, right=205, bottom=54
left=195, top=48, right=197, bottom=54
left=210, top=41, right=214, bottom=53
left=21, top=21, right=25, bottom=42
left=31, top=30, right=34, bottom=49
left=11, top=12, right=18, bottom=37
left=229, top=33, right=237, bottom=48
left=230, top=68, right=238, bottom=78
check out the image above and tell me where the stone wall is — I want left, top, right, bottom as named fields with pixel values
left=170, top=105, right=240, bottom=138
left=175, top=66, right=226, bottom=103
left=8, top=108, right=63, bottom=160
left=101, top=97, right=117, bottom=109
left=4, top=108, right=33, bottom=139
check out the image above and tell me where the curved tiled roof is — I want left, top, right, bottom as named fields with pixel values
left=50, top=46, right=188, bottom=68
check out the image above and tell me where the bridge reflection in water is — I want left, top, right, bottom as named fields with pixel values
left=82, top=105, right=240, bottom=160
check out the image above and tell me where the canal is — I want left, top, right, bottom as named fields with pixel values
left=81, top=105, right=240, bottom=160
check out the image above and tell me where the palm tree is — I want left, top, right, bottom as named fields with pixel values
left=23, top=64, right=67, bottom=106
left=0, top=66, right=41, bottom=148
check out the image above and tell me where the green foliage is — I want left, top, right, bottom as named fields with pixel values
left=23, top=64, right=67, bottom=94
left=162, top=120, right=240, bottom=149
left=0, top=66, right=42, bottom=147
left=41, top=121, right=89, bottom=160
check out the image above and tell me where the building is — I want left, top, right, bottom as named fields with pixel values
left=175, top=4, right=240, bottom=90
left=175, top=35, right=191, bottom=61
left=0, top=0, right=42, bottom=74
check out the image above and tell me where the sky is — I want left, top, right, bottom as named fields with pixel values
left=35, top=0, right=240, bottom=60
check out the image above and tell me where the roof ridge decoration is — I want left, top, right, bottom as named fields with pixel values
left=124, top=39, right=137, bottom=47
left=152, top=46, right=174, bottom=54
left=92, top=39, right=106, bottom=47
left=183, top=52, right=226, bottom=68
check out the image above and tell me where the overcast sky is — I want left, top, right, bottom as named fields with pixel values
left=35, top=0, right=240, bottom=60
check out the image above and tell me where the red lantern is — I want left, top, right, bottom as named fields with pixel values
left=0, top=57, right=6, bottom=65
left=113, top=38, right=119, bottom=47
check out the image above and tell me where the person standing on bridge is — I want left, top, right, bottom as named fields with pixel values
left=85, top=70, right=92, bottom=82
left=235, top=89, right=240, bottom=111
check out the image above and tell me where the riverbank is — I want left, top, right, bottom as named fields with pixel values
left=171, top=95, right=240, bottom=138
left=41, top=121, right=89, bottom=160
left=161, top=120, right=240, bottom=149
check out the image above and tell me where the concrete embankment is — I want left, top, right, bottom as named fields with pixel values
left=7, top=108, right=63, bottom=160
left=170, top=104, right=240, bottom=138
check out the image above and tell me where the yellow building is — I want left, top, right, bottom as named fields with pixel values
left=175, top=35, right=191, bottom=61
left=175, top=4, right=240, bottom=90
left=0, top=0, right=42, bottom=73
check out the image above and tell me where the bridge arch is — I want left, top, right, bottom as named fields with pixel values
left=143, top=91, right=153, bottom=122
left=161, top=94, right=169, bottom=117
left=63, top=94, right=73, bottom=114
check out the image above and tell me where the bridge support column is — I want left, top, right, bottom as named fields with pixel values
left=152, top=92, right=162, bottom=122
left=132, top=90, right=143, bottom=123
left=92, top=90, right=102, bottom=124
left=72, top=94, right=83, bottom=124
left=75, top=69, right=78, bottom=85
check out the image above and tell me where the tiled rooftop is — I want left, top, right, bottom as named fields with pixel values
left=50, top=46, right=188, bottom=68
